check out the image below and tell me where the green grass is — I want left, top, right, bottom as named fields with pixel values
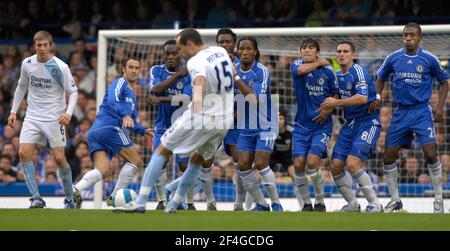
left=1, top=209, right=450, bottom=231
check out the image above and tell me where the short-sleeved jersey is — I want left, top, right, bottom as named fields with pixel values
left=336, top=63, right=378, bottom=121
left=377, top=48, right=450, bottom=106
left=291, top=59, right=339, bottom=129
left=92, top=77, right=146, bottom=135
left=149, top=64, right=192, bottom=131
left=18, top=55, right=77, bottom=121
left=236, top=61, right=273, bottom=132
left=186, top=46, right=234, bottom=117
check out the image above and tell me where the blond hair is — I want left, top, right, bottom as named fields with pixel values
left=33, top=31, right=53, bottom=45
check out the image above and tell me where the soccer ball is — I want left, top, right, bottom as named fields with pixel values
left=112, top=188, right=137, bottom=207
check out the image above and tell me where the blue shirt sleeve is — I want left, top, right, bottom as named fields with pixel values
left=290, top=60, right=302, bottom=77
left=107, top=79, right=132, bottom=118
left=352, top=65, right=369, bottom=96
left=149, top=66, right=162, bottom=91
left=255, top=65, right=270, bottom=96
left=428, top=55, right=450, bottom=84
left=376, top=55, right=393, bottom=80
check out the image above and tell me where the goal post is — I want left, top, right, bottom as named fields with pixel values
left=94, top=25, right=450, bottom=209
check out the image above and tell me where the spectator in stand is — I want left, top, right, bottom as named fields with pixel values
left=75, top=63, right=95, bottom=95
left=5, top=45, right=22, bottom=66
left=440, top=154, right=450, bottom=183
left=0, top=154, right=17, bottom=183
left=69, top=39, right=93, bottom=66
left=45, top=172, right=58, bottom=183
left=69, top=51, right=86, bottom=73
left=67, top=140, right=89, bottom=180
left=2, top=142, right=19, bottom=166
left=270, top=110, right=293, bottom=178
left=399, top=156, right=431, bottom=184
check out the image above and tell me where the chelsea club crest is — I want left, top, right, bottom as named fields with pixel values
left=318, top=77, right=325, bottom=86
left=416, top=64, right=424, bottom=73
left=346, top=82, right=352, bottom=90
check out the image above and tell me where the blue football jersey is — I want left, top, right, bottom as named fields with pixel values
left=336, top=63, right=378, bottom=121
left=291, top=59, right=339, bottom=129
left=377, top=48, right=450, bottom=106
left=92, top=77, right=146, bottom=135
left=236, top=61, right=274, bottom=132
left=149, top=64, right=192, bottom=131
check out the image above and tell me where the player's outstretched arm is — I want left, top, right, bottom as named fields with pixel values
left=368, top=78, right=385, bottom=114
left=434, top=80, right=449, bottom=123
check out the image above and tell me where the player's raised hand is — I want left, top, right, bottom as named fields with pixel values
left=368, top=99, right=381, bottom=114
left=313, top=107, right=332, bottom=124
left=7, top=113, right=16, bottom=128
left=433, top=107, right=444, bottom=123
left=122, top=116, right=134, bottom=128
left=58, top=113, right=72, bottom=126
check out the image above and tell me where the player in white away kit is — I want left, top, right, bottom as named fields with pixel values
left=117, top=28, right=234, bottom=213
left=8, top=31, right=78, bottom=208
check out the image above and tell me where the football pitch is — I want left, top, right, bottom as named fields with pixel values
left=1, top=209, right=450, bottom=231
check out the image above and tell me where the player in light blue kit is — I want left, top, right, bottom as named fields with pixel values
left=116, top=28, right=234, bottom=214
left=290, top=38, right=339, bottom=212
left=369, top=23, right=449, bottom=213
left=235, top=36, right=282, bottom=212
left=72, top=57, right=153, bottom=209
left=8, top=31, right=78, bottom=209
left=318, top=41, right=383, bottom=212
left=147, top=39, right=192, bottom=210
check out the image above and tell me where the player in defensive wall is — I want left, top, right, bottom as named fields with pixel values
left=369, top=22, right=449, bottom=213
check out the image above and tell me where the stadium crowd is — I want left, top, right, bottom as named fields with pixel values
left=0, top=1, right=449, bottom=194
left=1, top=0, right=450, bottom=40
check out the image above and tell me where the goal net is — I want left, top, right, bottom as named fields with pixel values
left=95, top=25, right=450, bottom=209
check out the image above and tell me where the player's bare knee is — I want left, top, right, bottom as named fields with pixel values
left=18, top=148, right=32, bottom=162
left=330, top=159, right=344, bottom=176
left=306, top=158, right=320, bottom=170
left=155, top=145, right=172, bottom=159
left=253, top=159, right=268, bottom=170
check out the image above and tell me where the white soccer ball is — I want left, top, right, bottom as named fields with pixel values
left=112, top=188, right=137, bottom=207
